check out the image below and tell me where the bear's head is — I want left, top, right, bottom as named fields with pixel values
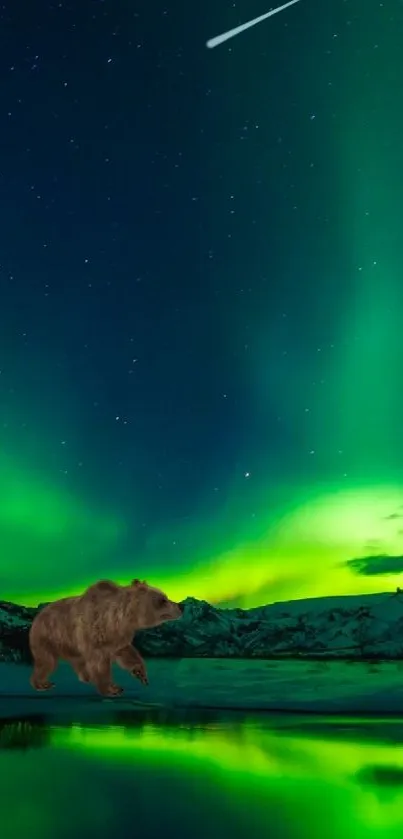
left=130, top=579, right=183, bottom=629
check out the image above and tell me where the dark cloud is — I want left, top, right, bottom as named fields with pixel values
left=347, top=554, right=403, bottom=577
left=357, top=765, right=403, bottom=790
left=384, top=513, right=403, bottom=520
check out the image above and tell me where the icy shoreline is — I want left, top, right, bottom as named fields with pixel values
left=1, top=657, right=403, bottom=719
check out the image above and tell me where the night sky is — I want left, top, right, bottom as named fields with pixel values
left=1, top=0, right=403, bottom=608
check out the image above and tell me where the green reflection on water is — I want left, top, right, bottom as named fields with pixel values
left=2, top=715, right=403, bottom=839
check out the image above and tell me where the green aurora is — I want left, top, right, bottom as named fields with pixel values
left=3, top=448, right=403, bottom=608
left=2, top=5, right=403, bottom=610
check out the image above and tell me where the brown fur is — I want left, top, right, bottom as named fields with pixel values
left=29, top=578, right=183, bottom=696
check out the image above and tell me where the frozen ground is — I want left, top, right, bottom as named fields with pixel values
left=1, top=657, right=403, bottom=719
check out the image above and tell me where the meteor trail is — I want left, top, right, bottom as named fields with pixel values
left=206, top=0, right=301, bottom=49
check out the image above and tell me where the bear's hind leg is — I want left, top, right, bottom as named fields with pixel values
left=30, top=646, right=57, bottom=691
left=68, top=656, right=90, bottom=683
left=86, top=652, right=123, bottom=697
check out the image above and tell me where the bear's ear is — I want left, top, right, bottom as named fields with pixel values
left=131, top=578, right=147, bottom=589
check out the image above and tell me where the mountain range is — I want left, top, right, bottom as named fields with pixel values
left=2, top=589, right=403, bottom=663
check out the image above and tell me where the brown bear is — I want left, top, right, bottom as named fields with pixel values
left=29, top=578, right=183, bottom=697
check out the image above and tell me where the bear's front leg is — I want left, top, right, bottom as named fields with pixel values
left=115, top=644, right=149, bottom=685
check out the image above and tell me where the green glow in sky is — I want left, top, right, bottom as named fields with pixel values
left=4, top=461, right=403, bottom=608
left=2, top=6, right=403, bottom=610
left=0, top=451, right=125, bottom=604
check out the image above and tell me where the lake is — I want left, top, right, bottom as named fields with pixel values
left=2, top=709, right=403, bottom=839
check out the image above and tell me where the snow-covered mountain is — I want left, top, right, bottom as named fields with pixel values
left=2, top=590, right=403, bottom=663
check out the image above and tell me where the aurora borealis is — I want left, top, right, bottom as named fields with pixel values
left=1, top=0, right=403, bottom=608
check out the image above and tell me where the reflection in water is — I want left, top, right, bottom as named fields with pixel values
left=2, top=715, right=403, bottom=838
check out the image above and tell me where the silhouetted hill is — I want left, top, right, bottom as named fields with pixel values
left=2, top=591, right=403, bottom=663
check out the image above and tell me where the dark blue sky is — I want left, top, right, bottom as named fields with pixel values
left=2, top=1, right=403, bottom=607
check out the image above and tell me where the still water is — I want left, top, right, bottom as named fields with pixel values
left=1, top=711, right=403, bottom=839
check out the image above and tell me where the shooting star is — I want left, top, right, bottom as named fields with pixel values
left=206, top=0, right=301, bottom=49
